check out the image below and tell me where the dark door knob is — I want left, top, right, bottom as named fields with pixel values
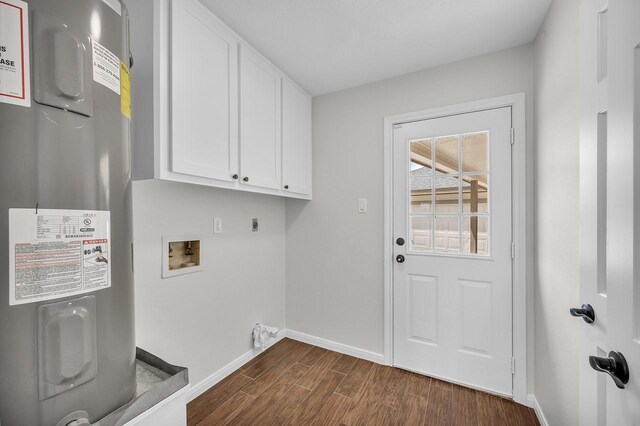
left=570, top=304, right=595, bottom=324
left=396, top=254, right=405, bottom=263
left=589, top=351, right=629, bottom=389
left=284, top=185, right=289, bottom=189
left=396, top=238, right=405, bottom=246
left=243, top=176, right=249, bottom=182
left=232, top=174, right=239, bottom=180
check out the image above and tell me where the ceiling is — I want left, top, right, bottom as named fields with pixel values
left=200, top=0, right=552, bottom=96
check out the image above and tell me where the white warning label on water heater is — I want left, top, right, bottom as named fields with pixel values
left=8, top=209, right=112, bottom=306
left=92, top=39, right=121, bottom=95
left=0, top=0, right=31, bottom=107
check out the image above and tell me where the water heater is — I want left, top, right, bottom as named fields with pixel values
left=0, top=0, right=136, bottom=424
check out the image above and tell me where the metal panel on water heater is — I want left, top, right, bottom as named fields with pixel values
left=0, top=0, right=135, bottom=425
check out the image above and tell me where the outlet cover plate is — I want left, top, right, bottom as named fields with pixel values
left=213, top=217, right=222, bottom=234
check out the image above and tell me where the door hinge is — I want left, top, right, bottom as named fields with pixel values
left=511, top=357, right=516, bottom=374
left=510, top=128, right=515, bottom=145
left=510, top=242, right=515, bottom=259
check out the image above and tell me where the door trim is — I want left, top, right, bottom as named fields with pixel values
left=383, top=93, right=529, bottom=404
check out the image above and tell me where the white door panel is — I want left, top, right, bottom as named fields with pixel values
left=239, top=46, right=282, bottom=190
left=282, top=80, right=312, bottom=196
left=393, top=107, right=513, bottom=395
left=407, top=274, right=438, bottom=344
left=580, top=1, right=640, bottom=424
left=580, top=1, right=610, bottom=424
left=607, top=0, right=640, bottom=423
left=170, top=0, right=238, bottom=181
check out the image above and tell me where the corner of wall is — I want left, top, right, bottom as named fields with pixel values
left=532, top=0, right=581, bottom=424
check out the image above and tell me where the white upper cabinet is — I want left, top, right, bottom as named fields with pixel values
left=170, top=0, right=238, bottom=182
left=282, top=79, right=312, bottom=196
left=239, top=46, right=281, bottom=190
left=129, top=0, right=312, bottom=199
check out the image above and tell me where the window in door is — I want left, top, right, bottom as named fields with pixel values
left=409, top=132, right=490, bottom=256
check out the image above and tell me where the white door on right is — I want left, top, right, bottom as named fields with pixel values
left=579, top=1, right=640, bottom=424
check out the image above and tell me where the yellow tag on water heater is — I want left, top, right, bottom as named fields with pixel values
left=120, top=60, right=131, bottom=120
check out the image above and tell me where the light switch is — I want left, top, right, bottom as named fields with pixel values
left=213, top=217, right=222, bottom=234
left=358, top=198, right=368, bottom=213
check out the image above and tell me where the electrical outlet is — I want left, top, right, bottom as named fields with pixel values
left=213, top=217, right=222, bottom=234
left=252, top=218, right=259, bottom=232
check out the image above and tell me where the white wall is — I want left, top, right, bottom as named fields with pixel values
left=132, top=180, right=286, bottom=386
left=128, top=8, right=580, bottom=422
left=533, top=0, right=581, bottom=424
left=286, top=45, right=535, bottom=380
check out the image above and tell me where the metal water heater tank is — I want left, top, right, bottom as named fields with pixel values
left=0, top=0, right=136, bottom=424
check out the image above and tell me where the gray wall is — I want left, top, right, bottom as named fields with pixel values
left=286, top=45, right=535, bottom=377
left=132, top=180, right=286, bottom=385
left=533, top=0, right=581, bottom=424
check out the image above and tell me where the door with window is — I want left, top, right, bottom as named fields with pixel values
left=393, top=107, right=513, bottom=395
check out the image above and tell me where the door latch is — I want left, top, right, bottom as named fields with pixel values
left=589, top=351, right=629, bottom=389
left=569, top=304, right=595, bottom=324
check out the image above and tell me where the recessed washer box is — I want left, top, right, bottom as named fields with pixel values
left=162, top=235, right=203, bottom=278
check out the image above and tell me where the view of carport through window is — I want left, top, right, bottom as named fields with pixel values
left=409, top=132, right=490, bottom=255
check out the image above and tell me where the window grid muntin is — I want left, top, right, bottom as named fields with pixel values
left=408, top=131, right=491, bottom=256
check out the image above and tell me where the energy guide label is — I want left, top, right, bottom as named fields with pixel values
left=8, top=208, right=112, bottom=305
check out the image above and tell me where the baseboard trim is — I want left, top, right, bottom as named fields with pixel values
left=186, top=329, right=286, bottom=402
left=527, top=394, right=549, bottom=426
left=286, top=329, right=385, bottom=364
left=187, top=329, right=385, bottom=402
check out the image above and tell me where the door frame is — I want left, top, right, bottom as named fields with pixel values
left=383, top=93, right=529, bottom=404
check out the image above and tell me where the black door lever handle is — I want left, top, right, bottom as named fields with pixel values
left=570, top=304, right=595, bottom=324
left=589, top=351, right=629, bottom=389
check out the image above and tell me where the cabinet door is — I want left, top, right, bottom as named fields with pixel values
left=281, top=79, right=312, bottom=196
left=239, top=46, right=281, bottom=190
left=170, top=0, right=238, bottom=182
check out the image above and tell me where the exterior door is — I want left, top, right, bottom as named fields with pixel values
left=579, top=1, right=640, bottom=424
left=392, top=107, right=513, bottom=396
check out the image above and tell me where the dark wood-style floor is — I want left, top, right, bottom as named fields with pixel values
left=187, top=338, right=539, bottom=425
